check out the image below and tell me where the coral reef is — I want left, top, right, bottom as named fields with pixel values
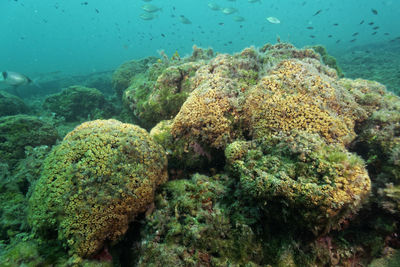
left=1, top=42, right=400, bottom=266
left=124, top=61, right=203, bottom=129
left=43, top=85, right=115, bottom=122
left=226, top=131, right=371, bottom=235
left=309, top=45, right=344, bottom=77
left=28, top=119, right=168, bottom=257
left=112, top=57, right=158, bottom=97
left=137, top=174, right=264, bottom=266
left=0, top=91, right=30, bottom=117
left=0, top=115, right=58, bottom=169
left=243, top=59, right=366, bottom=146
left=121, top=46, right=216, bottom=130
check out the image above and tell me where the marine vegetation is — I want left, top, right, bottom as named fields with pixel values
left=0, top=91, right=29, bottom=117
left=1, top=42, right=400, bottom=266
left=137, top=174, right=264, bottom=266
left=28, top=119, right=168, bottom=258
left=43, top=85, right=116, bottom=122
left=226, top=131, right=371, bottom=235
left=0, top=115, right=58, bottom=169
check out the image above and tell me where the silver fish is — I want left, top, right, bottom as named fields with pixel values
left=140, top=13, right=157, bottom=20
left=0, top=71, right=32, bottom=87
left=221, top=7, right=237, bottom=15
left=179, top=15, right=192, bottom=24
left=142, top=4, right=161, bottom=13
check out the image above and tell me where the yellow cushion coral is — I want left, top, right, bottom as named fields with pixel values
left=28, top=119, right=168, bottom=257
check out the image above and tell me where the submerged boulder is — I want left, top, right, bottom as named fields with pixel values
left=28, top=119, right=168, bottom=257
left=43, top=85, right=115, bottom=122
left=0, top=115, right=58, bottom=168
left=0, top=91, right=29, bottom=116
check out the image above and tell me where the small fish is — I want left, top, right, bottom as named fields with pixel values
left=313, top=9, right=322, bottom=16
left=179, top=15, right=192, bottom=24
left=81, top=2, right=88, bottom=5
left=350, top=39, right=357, bottom=42
left=373, top=26, right=379, bottom=30
left=371, top=32, right=377, bottom=35
left=95, top=8, right=99, bottom=13
left=328, top=35, right=332, bottom=38
left=266, top=16, right=280, bottom=24
left=218, top=22, right=224, bottom=25
left=306, top=26, right=314, bottom=30
left=161, top=33, right=165, bottom=37
left=309, top=35, right=316, bottom=38
left=207, top=2, right=220, bottom=11
left=233, top=16, right=245, bottom=22
left=360, top=20, right=364, bottom=24
left=371, top=9, right=378, bottom=15
left=336, top=39, right=341, bottom=43
left=0, top=71, right=32, bottom=87
left=333, top=23, right=338, bottom=26
left=142, top=4, right=161, bottom=13
left=221, top=7, right=238, bottom=15
left=384, top=32, right=390, bottom=36
left=352, top=32, right=359, bottom=36
left=139, top=13, right=157, bottom=20
left=368, top=22, right=374, bottom=25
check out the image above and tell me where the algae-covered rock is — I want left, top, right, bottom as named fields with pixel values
left=226, top=131, right=371, bottom=235
left=309, top=45, right=344, bottom=77
left=124, top=61, right=203, bottom=129
left=150, top=120, right=214, bottom=178
left=0, top=91, right=29, bottom=116
left=43, top=85, right=114, bottom=122
left=137, top=174, right=264, bottom=266
left=112, top=57, right=158, bottom=97
left=28, top=119, right=168, bottom=258
left=0, top=115, right=58, bottom=168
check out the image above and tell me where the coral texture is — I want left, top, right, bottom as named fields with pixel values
left=226, top=131, right=371, bottom=234
left=28, top=119, right=168, bottom=257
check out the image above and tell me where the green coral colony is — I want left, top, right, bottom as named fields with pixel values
left=1, top=43, right=400, bottom=266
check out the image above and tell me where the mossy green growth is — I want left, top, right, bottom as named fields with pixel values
left=28, top=119, right=168, bottom=258
left=43, top=85, right=115, bottom=122
left=370, top=249, right=400, bottom=267
left=137, top=174, right=264, bottom=266
left=310, top=45, right=344, bottom=77
left=0, top=91, right=30, bottom=116
left=226, top=131, right=371, bottom=235
left=112, top=57, right=158, bottom=97
left=124, top=62, right=202, bottom=130
left=0, top=115, right=58, bottom=168
left=150, top=120, right=214, bottom=178
left=0, top=239, right=46, bottom=267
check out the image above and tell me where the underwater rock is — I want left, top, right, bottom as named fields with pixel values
left=309, top=45, right=344, bottom=77
left=43, top=85, right=115, bottom=122
left=28, top=119, right=168, bottom=258
left=137, top=173, right=264, bottom=266
left=243, top=58, right=366, bottom=146
left=124, top=61, right=203, bottom=129
left=0, top=115, right=58, bottom=168
left=226, top=131, right=371, bottom=235
left=0, top=91, right=30, bottom=117
left=112, top=57, right=158, bottom=97
left=150, top=120, right=217, bottom=179
left=122, top=46, right=217, bottom=130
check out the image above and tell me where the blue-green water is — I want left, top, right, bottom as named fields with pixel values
left=1, top=1, right=400, bottom=266
left=1, top=0, right=399, bottom=76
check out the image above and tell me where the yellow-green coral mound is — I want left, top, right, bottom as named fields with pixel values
left=226, top=131, right=371, bottom=234
left=244, top=59, right=365, bottom=146
left=28, top=119, right=168, bottom=257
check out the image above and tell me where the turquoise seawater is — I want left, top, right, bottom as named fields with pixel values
left=1, top=1, right=400, bottom=266
left=1, top=0, right=399, bottom=76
